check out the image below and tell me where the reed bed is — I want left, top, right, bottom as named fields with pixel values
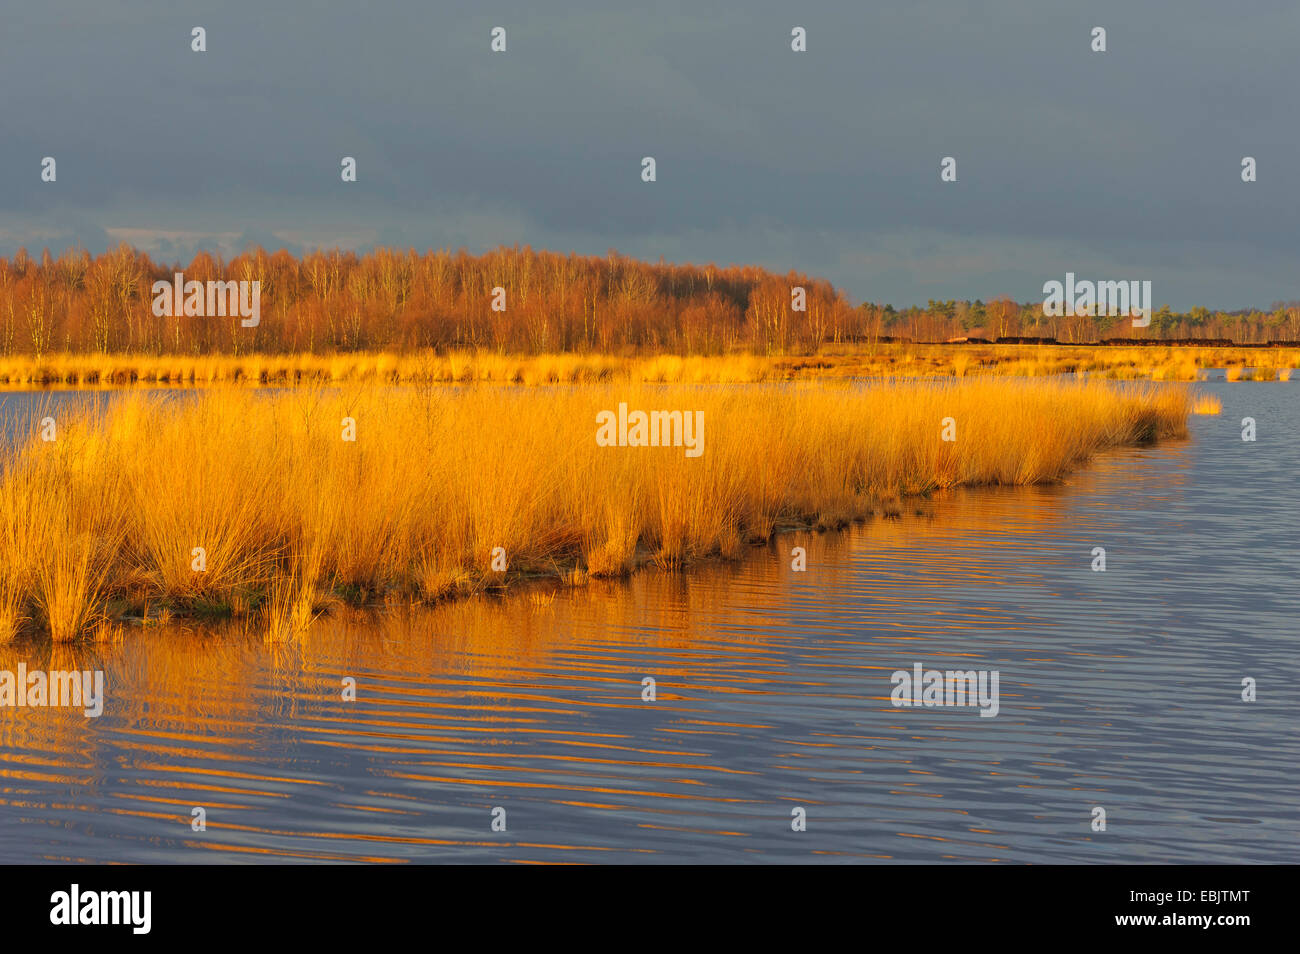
left=2, top=344, right=1298, bottom=390
left=0, top=351, right=763, bottom=389
left=0, top=378, right=1191, bottom=641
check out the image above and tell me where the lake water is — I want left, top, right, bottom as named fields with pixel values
left=0, top=380, right=1296, bottom=863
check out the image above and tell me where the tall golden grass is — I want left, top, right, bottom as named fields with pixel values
left=1191, top=393, right=1223, bottom=415
left=0, top=378, right=1190, bottom=641
left=2, top=344, right=1296, bottom=390
left=0, top=351, right=749, bottom=388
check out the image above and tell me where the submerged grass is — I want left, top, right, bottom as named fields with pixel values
left=0, top=378, right=1191, bottom=641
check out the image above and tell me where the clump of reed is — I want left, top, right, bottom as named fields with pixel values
left=0, top=378, right=1190, bottom=640
left=1191, top=393, right=1223, bottom=415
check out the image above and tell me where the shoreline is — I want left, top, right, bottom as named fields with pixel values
left=0, top=377, right=1193, bottom=643
left=0, top=454, right=1159, bottom=648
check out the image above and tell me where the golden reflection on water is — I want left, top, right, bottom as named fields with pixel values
left=0, top=442, right=1199, bottom=862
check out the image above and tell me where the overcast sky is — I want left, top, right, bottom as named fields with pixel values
left=2, top=0, right=1297, bottom=309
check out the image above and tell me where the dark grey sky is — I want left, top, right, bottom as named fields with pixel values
left=3, top=0, right=1296, bottom=309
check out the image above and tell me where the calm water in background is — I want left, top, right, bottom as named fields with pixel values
left=0, top=380, right=1296, bottom=863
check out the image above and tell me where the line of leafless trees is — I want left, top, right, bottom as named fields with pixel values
left=0, top=245, right=1292, bottom=356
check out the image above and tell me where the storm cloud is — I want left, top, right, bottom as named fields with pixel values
left=2, top=0, right=1295, bottom=309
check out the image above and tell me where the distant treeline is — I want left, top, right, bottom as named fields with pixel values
left=0, top=245, right=850, bottom=356
left=870, top=297, right=1300, bottom=346
left=0, top=245, right=1294, bottom=356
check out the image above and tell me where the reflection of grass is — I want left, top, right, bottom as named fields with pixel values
left=3, top=344, right=1300, bottom=390
left=0, top=378, right=1190, bottom=641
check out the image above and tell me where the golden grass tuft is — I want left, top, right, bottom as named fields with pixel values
left=1191, top=393, right=1223, bottom=415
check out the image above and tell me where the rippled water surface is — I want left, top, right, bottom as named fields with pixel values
left=1, top=381, right=1296, bottom=863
